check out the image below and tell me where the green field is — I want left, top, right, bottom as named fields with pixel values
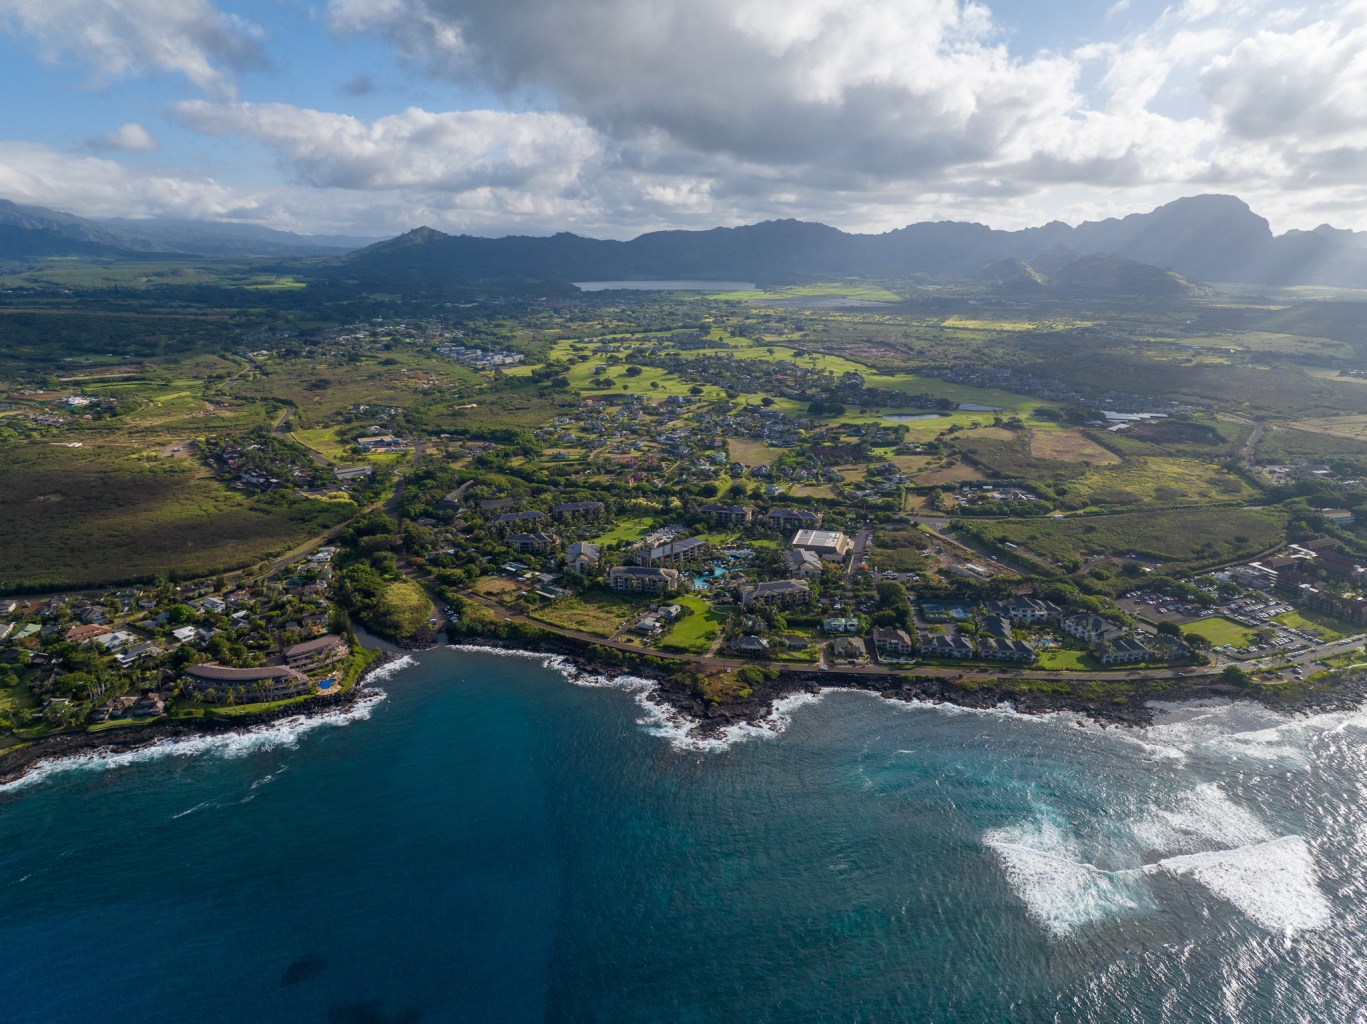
left=1183, top=616, right=1257, bottom=648
left=659, top=595, right=724, bottom=653
left=529, top=594, right=641, bottom=637
left=0, top=444, right=352, bottom=589
left=1272, top=609, right=1346, bottom=641
left=961, top=506, right=1286, bottom=569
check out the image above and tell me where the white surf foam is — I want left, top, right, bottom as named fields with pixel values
left=450, top=642, right=852, bottom=752
left=363, top=654, right=417, bottom=683
left=1129, top=783, right=1274, bottom=854
left=984, top=819, right=1146, bottom=937
left=0, top=689, right=387, bottom=794
left=1154, top=835, right=1332, bottom=932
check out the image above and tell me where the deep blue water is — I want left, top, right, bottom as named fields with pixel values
left=3, top=646, right=1367, bottom=1023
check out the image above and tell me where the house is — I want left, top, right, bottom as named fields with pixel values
left=1061, top=614, right=1123, bottom=644
left=507, top=532, right=560, bottom=555
left=551, top=500, right=606, bottom=520
left=823, top=616, right=860, bottom=634
left=93, top=630, right=137, bottom=653
left=831, top=636, right=868, bottom=662
left=741, top=579, right=811, bottom=607
left=183, top=664, right=312, bottom=701
left=171, top=626, right=199, bottom=644
left=767, top=508, right=823, bottom=531
left=115, top=642, right=163, bottom=666
left=356, top=434, right=404, bottom=450
left=977, top=638, right=1036, bottom=663
left=924, top=633, right=976, bottom=658
left=1321, top=508, right=1357, bottom=526
left=658, top=604, right=684, bottom=622
left=436, top=481, right=472, bottom=511
left=631, top=615, right=662, bottom=635
left=1097, top=637, right=1149, bottom=665
left=699, top=504, right=752, bottom=527
left=791, top=529, right=853, bottom=561
left=64, top=623, right=111, bottom=643
left=731, top=635, right=770, bottom=655
left=283, top=634, right=349, bottom=673
left=782, top=548, right=824, bottom=579
left=197, top=596, right=227, bottom=614
left=871, top=627, right=917, bottom=657
left=565, top=541, right=601, bottom=573
left=131, top=691, right=167, bottom=717
left=609, top=566, right=681, bottom=595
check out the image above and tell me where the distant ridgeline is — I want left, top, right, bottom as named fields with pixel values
left=6, top=194, right=1367, bottom=295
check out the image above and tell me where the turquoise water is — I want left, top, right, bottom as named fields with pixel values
left=2, top=646, right=1366, bottom=1022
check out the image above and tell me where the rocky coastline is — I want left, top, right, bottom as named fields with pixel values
left=0, top=649, right=405, bottom=787
left=450, top=633, right=1367, bottom=736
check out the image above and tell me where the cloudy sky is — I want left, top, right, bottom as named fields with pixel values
left=2, top=0, right=1367, bottom=239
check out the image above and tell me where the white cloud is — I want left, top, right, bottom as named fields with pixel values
left=87, top=123, right=158, bottom=152
left=172, top=101, right=602, bottom=194
left=0, top=0, right=264, bottom=95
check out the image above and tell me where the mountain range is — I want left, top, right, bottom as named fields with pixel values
left=0, top=199, right=377, bottom=257
left=5, top=194, right=1367, bottom=293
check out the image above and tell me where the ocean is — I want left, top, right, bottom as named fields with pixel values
left=1, top=645, right=1363, bottom=1023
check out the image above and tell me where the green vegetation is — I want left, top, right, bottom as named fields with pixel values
left=1183, top=616, right=1257, bottom=648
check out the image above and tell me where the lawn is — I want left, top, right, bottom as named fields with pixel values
left=591, top=516, right=657, bottom=546
left=1272, top=609, right=1346, bottom=642
left=659, top=595, right=724, bottom=654
left=1034, top=649, right=1098, bottom=671
left=1183, top=616, right=1257, bottom=648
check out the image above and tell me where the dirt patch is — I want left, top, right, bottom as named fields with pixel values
left=1028, top=429, right=1121, bottom=464
left=916, top=464, right=985, bottom=485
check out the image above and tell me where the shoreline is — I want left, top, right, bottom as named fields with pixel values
left=450, top=633, right=1367, bottom=735
left=6, top=633, right=1367, bottom=788
left=0, top=649, right=405, bottom=788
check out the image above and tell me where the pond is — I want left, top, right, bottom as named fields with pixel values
left=572, top=280, right=756, bottom=291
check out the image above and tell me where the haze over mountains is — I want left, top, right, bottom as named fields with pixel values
left=0, top=200, right=377, bottom=258
left=7, top=194, right=1367, bottom=294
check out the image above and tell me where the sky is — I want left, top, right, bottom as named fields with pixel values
left=2, top=0, right=1367, bottom=239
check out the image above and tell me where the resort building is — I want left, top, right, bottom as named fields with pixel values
left=871, top=627, right=917, bottom=658
left=791, top=529, right=853, bottom=562
left=699, top=504, right=753, bottom=527
left=740, top=579, right=811, bottom=607
left=283, top=634, right=349, bottom=674
left=767, top=508, right=823, bottom=531
left=609, top=566, right=681, bottom=595
left=183, top=664, right=312, bottom=701
left=565, top=541, right=601, bottom=573
left=782, top=548, right=825, bottom=579
left=506, top=532, right=561, bottom=555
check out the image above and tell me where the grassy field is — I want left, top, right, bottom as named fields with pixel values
left=0, top=443, right=352, bottom=589
left=376, top=580, right=431, bottom=636
left=1034, top=649, right=1098, bottom=671
left=961, top=506, right=1286, bottom=568
left=1272, top=609, right=1346, bottom=641
left=529, top=594, right=642, bottom=637
left=1027, top=428, right=1122, bottom=464
left=1067, top=457, right=1253, bottom=508
left=590, top=517, right=657, bottom=546
left=1183, top=616, right=1257, bottom=647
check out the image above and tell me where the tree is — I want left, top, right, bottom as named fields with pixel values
left=1155, top=620, right=1182, bottom=637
